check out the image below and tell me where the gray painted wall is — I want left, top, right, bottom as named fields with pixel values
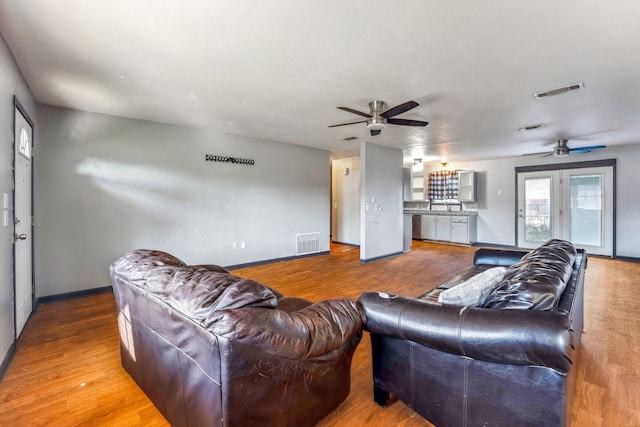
left=35, top=105, right=330, bottom=297
left=360, top=142, right=403, bottom=261
left=0, top=35, right=37, bottom=370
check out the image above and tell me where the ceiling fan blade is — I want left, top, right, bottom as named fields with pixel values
left=387, top=118, right=429, bottom=127
left=370, top=129, right=382, bottom=136
left=569, top=145, right=607, bottom=153
left=328, top=120, right=367, bottom=128
left=337, top=106, right=371, bottom=118
left=381, top=100, right=419, bottom=118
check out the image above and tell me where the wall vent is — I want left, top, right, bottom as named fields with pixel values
left=296, top=232, right=322, bottom=255
left=533, top=81, right=584, bottom=99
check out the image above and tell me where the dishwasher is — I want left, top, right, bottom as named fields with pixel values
left=412, top=215, right=422, bottom=240
left=450, top=216, right=469, bottom=244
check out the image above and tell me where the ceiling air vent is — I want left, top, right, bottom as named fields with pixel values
left=518, top=123, right=546, bottom=131
left=533, top=81, right=584, bottom=99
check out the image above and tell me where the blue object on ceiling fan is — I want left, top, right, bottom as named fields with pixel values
left=570, top=145, right=607, bottom=153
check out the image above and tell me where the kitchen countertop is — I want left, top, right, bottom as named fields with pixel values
left=403, top=209, right=478, bottom=216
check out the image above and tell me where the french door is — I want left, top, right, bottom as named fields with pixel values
left=517, top=166, right=614, bottom=256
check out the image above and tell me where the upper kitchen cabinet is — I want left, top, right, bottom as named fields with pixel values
left=411, top=175, right=426, bottom=200
left=458, top=170, right=477, bottom=202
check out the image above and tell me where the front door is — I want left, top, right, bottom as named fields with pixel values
left=14, top=99, right=34, bottom=337
left=517, top=165, right=614, bottom=256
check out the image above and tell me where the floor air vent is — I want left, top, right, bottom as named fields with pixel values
left=296, top=232, right=322, bottom=255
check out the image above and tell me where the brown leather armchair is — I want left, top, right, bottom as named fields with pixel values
left=111, top=249, right=365, bottom=427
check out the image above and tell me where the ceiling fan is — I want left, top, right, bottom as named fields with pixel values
left=328, top=100, right=429, bottom=136
left=543, top=139, right=607, bottom=157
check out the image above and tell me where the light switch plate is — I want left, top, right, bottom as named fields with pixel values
left=2, top=193, right=8, bottom=209
left=3, top=210, right=8, bottom=227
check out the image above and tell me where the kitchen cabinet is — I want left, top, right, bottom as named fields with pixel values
left=403, top=214, right=412, bottom=252
left=450, top=215, right=477, bottom=244
left=412, top=176, right=425, bottom=200
left=421, top=214, right=451, bottom=241
left=458, top=170, right=477, bottom=202
left=419, top=214, right=477, bottom=244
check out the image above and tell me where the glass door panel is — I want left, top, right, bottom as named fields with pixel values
left=569, top=174, right=603, bottom=246
left=524, top=177, right=552, bottom=243
left=517, top=171, right=560, bottom=249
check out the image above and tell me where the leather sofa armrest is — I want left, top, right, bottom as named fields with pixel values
left=205, top=298, right=365, bottom=359
left=358, top=292, right=575, bottom=372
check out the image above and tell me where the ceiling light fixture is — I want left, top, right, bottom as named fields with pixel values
left=367, top=116, right=387, bottom=131
left=533, top=81, right=584, bottom=99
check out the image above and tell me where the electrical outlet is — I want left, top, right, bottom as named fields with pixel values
left=232, top=242, right=238, bottom=249
left=241, top=241, right=246, bottom=249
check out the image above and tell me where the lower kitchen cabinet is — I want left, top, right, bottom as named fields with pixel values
left=421, top=215, right=451, bottom=241
left=450, top=215, right=477, bottom=244
left=419, top=214, right=477, bottom=244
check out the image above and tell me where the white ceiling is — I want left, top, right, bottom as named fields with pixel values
left=2, top=1, right=640, bottom=163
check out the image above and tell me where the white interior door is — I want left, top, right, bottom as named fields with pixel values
left=14, top=102, right=34, bottom=337
left=517, top=166, right=613, bottom=256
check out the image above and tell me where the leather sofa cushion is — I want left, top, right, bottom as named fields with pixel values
left=204, top=298, right=365, bottom=359
left=483, top=239, right=577, bottom=310
left=144, top=265, right=278, bottom=320
left=111, top=249, right=187, bottom=283
left=111, top=249, right=278, bottom=321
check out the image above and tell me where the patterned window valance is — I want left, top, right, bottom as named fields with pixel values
left=428, top=170, right=460, bottom=201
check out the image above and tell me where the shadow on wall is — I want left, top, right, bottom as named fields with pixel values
left=76, top=157, right=195, bottom=214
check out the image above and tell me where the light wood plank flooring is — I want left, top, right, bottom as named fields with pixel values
left=0, top=241, right=638, bottom=426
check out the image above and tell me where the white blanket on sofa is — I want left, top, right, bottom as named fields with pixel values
left=438, top=266, right=507, bottom=307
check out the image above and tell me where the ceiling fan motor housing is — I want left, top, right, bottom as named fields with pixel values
left=369, top=100, right=387, bottom=114
left=367, top=100, right=388, bottom=130
left=554, top=140, right=570, bottom=157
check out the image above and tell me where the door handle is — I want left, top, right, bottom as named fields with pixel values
left=15, top=233, right=27, bottom=240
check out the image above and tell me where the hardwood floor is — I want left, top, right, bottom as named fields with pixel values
left=1, top=241, right=638, bottom=426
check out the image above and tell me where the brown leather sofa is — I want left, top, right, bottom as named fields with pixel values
left=110, top=249, right=365, bottom=427
left=358, top=239, right=587, bottom=427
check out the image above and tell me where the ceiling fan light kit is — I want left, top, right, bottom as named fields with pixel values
left=329, top=100, right=428, bottom=136
left=367, top=116, right=387, bottom=130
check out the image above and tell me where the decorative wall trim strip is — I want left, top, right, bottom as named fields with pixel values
left=205, top=155, right=255, bottom=165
